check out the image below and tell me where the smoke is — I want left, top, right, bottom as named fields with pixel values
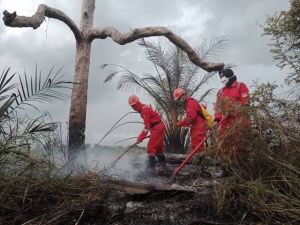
left=86, top=147, right=148, bottom=181
left=50, top=146, right=150, bottom=182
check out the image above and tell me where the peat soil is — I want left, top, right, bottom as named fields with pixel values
left=79, top=155, right=249, bottom=225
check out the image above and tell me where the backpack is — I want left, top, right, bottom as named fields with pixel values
left=198, top=104, right=214, bottom=128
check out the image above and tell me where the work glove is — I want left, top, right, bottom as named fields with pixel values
left=137, top=130, right=147, bottom=143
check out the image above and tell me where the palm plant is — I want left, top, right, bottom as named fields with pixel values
left=104, top=37, right=226, bottom=153
left=0, top=66, right=71, bottom=161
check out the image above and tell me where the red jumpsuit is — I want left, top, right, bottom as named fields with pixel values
left=135, top=103, right=165, bottom=156
left=214, top=81, right=250, bottom=154
left=177, top=96, right=207, bottom=152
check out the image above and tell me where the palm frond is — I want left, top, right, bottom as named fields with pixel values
left=0, top=68, right=16, bottom=102
left=103, top=64, right=169, bottom=112
left=197, top=88, right=215, bottom=102
left=139, top=39, right=166, bottom=68
left=169, top=47, right=186, bottom=89
left=181, top=64, right=200, bottom=90
left=189, top=71, right=217, bottom=96
left=97, top=111, right=138, bottom=145
left=0, top=68, right=17, bottom=120
left=104, top=71, right=121, bottom=83
left=141, top=40, right=176, bottom=84
left=103, top=64, right=138, bottom=83
left=116, top=71, right=169, bottom=112
left=8, top=66, right=71, bottom=114
left=104, top=36, right=227, bottom=153
left=196, top=36, right=228, bottom=60
left=100, top=64, right=108, bottom=69
left=142, top=74, right=167, bottom=96
left=0, top=95, right=16, bottom=120
left=139, top=40, right=190, bottom=102
left=140, top=38, right=170, bottom=99
left=25, top=117, right=57, bottom=133
left=116, top=72, right=145, bottom=92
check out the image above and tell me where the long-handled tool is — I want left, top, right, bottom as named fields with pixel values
left=110, top=142, right=138, bottom=167
left=171, top=131, right=213, bottom=177
left=113, top=136, right=150, bottom=145
left=171, top=118, right=224, bottom=177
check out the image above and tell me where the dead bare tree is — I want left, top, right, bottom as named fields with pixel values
left=2, top=0, right=224, bottom=168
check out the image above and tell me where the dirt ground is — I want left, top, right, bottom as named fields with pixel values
left=79, top=155, right=241, bottom=225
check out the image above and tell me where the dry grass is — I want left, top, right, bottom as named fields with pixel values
left=0, top=156, right=109, bottom=225
left=211, top=83, right=300, bottom=225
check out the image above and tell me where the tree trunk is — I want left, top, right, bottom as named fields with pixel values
left=166, top=133, right=184, bottom=153
left=2, top=0, right=223, bottom=170
left=68, top=41, right=91, bottom=161
left=68, top=0, right=95, bottom=169
left=165, top=109, right=187, bottom=153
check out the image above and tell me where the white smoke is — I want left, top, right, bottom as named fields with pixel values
left=86, top=147, right=148, bottom=181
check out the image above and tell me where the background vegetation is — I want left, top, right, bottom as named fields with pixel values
left=0, top=1, right=299, bottom=224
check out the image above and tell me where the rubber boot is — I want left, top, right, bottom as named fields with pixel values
left=147, top=156, right=156, bottom=176
left=156, top=154, right=166, bottom=175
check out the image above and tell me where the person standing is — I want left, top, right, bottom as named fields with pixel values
left=214, top=68, right=250, bottom=155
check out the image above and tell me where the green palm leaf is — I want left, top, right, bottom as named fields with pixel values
left=0, top=68, right=16, bottom=99
left=9, top=66, right=71, bottom=114
left=103, top=36, right=226, bottom=153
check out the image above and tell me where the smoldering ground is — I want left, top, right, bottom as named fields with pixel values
left=86, top=147, right=149, bottom=181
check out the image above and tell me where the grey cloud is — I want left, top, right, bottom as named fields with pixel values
left=93, top=0, right=183, bottom=27
left=0, top=0, right=291, bottom=145
left=196, top=0, right=290, bottom=66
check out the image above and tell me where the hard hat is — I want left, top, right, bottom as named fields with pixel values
left=128, top=95, right=139, bottom=106
left=173, top=88, right=186, bottom=100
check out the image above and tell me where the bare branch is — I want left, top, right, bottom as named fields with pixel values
left=88, top=26, right=224, bottom=72
left=3, top=4, right=83, bottom=41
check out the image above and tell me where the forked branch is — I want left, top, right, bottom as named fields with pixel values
left=3, top=4, right=83, bottom=40
left=2, top=4, right=224, bottom=72
left=88, top=26, right=224, bottom=72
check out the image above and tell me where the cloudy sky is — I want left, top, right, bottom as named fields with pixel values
left=0, top=0, right=290, bottom=146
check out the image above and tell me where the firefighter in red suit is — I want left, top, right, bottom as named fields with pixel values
left=173, top=88, right=207, bottom=152
left=128, top=95, right=166, bottom=173
left=214, top=68, right=250, bottom=154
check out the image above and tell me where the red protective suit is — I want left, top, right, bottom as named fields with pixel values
left=214, top=81, right=250, bottom=154
left=133, top=102, right=165, bottom=156
left=177, top=96, right=207, bottom=152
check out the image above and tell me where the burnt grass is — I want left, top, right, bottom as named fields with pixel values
left=0, top=156, right=261, bottom=225
left=79, top=158, right=259, bottom=225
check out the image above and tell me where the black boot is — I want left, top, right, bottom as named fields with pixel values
left=147, top=156, right=156, bottom=175
left=156, top=154, right=166, bottom=175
